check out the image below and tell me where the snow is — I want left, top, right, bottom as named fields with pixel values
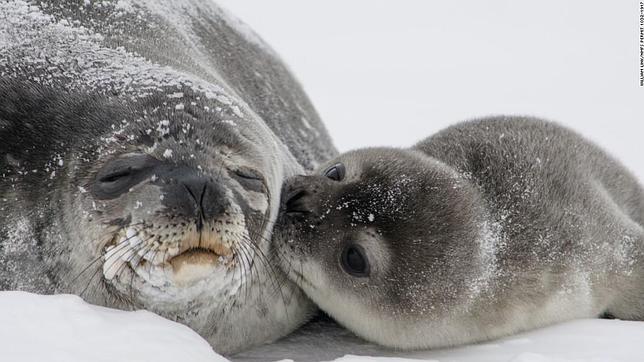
left=0, top=291, right=225, bottom=362
left=2, top=0, right=644, bottom=361
left=236, top=318, right=644, bottom=362
left=3, top=292, right=643, bottom=362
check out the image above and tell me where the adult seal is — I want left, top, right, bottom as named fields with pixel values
left=0, top=0, right=336, bottom=355
left=277, top=117, right=644, bottom=350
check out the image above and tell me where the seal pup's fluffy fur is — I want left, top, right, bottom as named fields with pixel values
left=277, top=117, right=644, bottom=350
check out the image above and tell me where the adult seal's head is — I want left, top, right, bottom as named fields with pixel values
left=0, top=0, right=336, bottom=354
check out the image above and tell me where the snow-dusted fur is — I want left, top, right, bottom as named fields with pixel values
left=0, top=0, right=336, bottom=355
left=277, top=117, right=644, bottom=350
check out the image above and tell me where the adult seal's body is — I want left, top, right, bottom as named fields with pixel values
left=277, top=117, right=644, bottom=350
left=0, top=0, right=336, bottom=354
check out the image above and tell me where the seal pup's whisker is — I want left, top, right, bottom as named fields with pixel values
left=274, top=117, right=644, bottom=351
left=268, top=240, right=302, bottom=305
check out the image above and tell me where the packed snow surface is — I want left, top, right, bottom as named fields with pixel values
left=1, top=292, right=643, bottom=362
left=236, top=318, right=644, bottom=361
left=0, top=292, right=226, bottom=362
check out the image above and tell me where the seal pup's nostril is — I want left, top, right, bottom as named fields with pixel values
left=284, top=189, right=312, bottom=215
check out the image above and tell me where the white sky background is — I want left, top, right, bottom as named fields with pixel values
left=217, top=0, right=644, bottom=181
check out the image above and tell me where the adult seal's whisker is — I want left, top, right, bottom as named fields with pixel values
left=0, top=0, right=333, bottom=354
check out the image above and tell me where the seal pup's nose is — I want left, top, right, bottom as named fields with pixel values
left=284, top=189, right=312, bottom=215
left=282, top=176, right=316, bottom=216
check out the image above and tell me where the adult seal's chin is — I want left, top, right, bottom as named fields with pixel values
left=63, top=94, right=315, bottom=355
left=0, top=0, right=335, bottom=355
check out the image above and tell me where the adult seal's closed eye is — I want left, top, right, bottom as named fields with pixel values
left=276, top=117, right=644, bottom=350
left=0, top=0, right=336, bottom=355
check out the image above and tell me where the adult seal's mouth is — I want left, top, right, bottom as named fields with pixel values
left=103, top=225, right=235, bottom=288
left=168, top=248, right=226, bottom=285
left=0, top=0, right=337, bottom=355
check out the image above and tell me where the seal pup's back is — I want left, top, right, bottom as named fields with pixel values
left=275, top=116, right=644, bottom=350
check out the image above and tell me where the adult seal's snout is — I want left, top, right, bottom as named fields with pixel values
left=0, top=0, right=336, bottom=355
left=159, top=170, right=228, bottom=224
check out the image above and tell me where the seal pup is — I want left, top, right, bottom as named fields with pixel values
left=276, top=117, right=644, bottom=350
left=0, top=0, right=336, bottom=354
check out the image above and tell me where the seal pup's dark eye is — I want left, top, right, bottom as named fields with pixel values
left=324, top=163, right=345, bottom=181
left=340, top=244, right=370, bottom=277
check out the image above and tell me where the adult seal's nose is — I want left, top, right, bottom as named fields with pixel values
left=160, top=170, right=228, bottom=226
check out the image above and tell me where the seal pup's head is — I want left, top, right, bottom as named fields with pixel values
left=276, top=148, right=499, bottom=349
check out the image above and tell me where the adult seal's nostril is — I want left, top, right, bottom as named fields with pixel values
left=182, top=181, right=206, bottom=207
left=182, top=181, right=208, bottom=231
left=162, top=172, right=228, bottom=223
left=0, top=0, right=338, bottom=354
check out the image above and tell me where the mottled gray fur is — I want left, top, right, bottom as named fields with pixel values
left=277, top=117, right=644, bottom=350
left=0, top=0, right=336, bottom=355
